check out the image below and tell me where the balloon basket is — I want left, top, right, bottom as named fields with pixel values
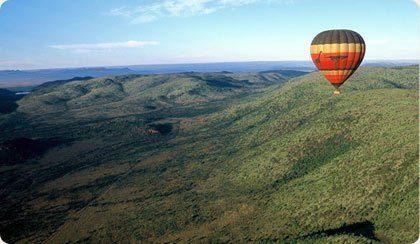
left=333, top=88, right=341, bottom=95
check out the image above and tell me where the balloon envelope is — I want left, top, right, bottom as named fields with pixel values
left=310, top=29, right=366, bottom=91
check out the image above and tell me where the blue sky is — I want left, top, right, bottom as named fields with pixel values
left=0, top=0, right=418, bottom=70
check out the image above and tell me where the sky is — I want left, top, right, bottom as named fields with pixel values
left=0, top=0, right=418, bottom=70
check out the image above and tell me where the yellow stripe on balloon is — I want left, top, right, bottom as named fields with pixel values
left=320, top=70, right=355, bottom=76
left=310, top=43, right=365, bottom=54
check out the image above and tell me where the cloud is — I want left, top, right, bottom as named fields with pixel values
left=413, top=0, right=420, bottom=7
left=109, top=6, right=132, bottom=18
left=50, top=40, right=158, bottom=52
left=131, top=14, right=159, bottom=24
left=109, top=0, right=293, bottom=24
left=0, top=0, right=8, bottom=9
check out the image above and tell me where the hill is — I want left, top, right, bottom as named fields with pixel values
left=0, top=66, right=418, bottom=243
left=1, top=70, right=302, bottom=128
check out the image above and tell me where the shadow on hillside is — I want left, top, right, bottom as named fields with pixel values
left=0, top=137, right=66, bottom=165
left=149, top=123, right=173, bottom=135
left=301, top=221, right=380, bottom=241
left=0, top=89, right=26, bottom=114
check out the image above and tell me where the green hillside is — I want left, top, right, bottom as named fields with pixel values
left=0, top=66, right=418, bottom=243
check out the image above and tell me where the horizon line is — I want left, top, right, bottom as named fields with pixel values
left=1, top=59, right=418, bottom=72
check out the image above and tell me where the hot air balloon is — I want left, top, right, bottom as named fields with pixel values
left=310, top=29, right=365, bottom=95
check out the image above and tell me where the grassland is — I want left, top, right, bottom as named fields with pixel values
left=0, top=66, right=418, bottom=243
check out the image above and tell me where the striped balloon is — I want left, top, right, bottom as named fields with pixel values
left=310, top=29, right=365, bottom=94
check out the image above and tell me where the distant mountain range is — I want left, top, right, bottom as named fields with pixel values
left=0, top=67, right=135, bottom=89
left=1, top=60, right=417, bottom=89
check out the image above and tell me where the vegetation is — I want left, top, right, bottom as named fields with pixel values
left=0, top=66, right=418, bottom=243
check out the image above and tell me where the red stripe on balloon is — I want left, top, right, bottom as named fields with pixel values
left=311, top=52, right=363, bottom=70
